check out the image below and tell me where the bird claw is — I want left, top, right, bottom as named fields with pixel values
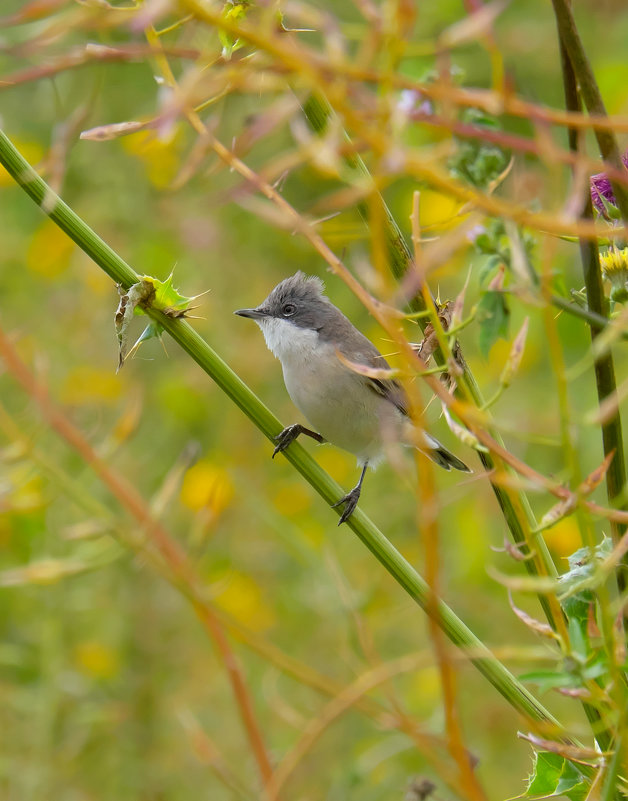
left=272, top=424, right=324, bottom=457
left=272, top=425, right=301, bottom=458
left=332, top=488, right=361, bottom=525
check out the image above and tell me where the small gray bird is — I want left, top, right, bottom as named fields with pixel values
left=235, top=272, right=470, bottom=524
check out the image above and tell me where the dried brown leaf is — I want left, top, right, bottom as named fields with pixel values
left=578, top=451, right=615, bottom=495
left=539, top=495, right=577, bottom=530
left=490, top=536, right=536, bottom=562
left=518, top=732, right=606, bottom=763
left=334, top=349, right=399, bottom=380
left=508, top=592, right=560, bottom=640
left=81, top=120, right=151, bottom=141
left=500, top=317, right=529, bottom=388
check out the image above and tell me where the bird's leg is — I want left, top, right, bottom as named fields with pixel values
left=272, top=424, right=324, bottom=458
left=332, top=462, right=369, bottom=525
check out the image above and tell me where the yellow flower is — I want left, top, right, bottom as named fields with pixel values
left=121, top=129, right=181, bottom=188
left=213, top=571, right=275, bottom=632
left=600, top=246, right=628, bottom=278
left=180, top=460, right=234, bottom=515
left=27, top=219, right=74, bottom=279
left=543, top=518, right=582, bottom=559
left=600, top=246, right=628, bottom=302
left=74, top=641, right=119, bottom=679
left=60, top=366, right=123, bottom=405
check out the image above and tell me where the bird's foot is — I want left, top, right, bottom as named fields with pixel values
left=272, top=424, right=324, bottom=458
left=332, top=487, right=361, bottom=525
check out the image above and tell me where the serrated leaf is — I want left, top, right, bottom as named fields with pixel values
left=557, top=538, right=613, bottom=603
left=514, top=748, right=594, bottom=801
left=525, top=751, right=565, bottom=796
left=135, top=272, right=194, bottom=317
left=477, top=290, right=510, bottom=357
left=115, top=273, right=199, bottom=369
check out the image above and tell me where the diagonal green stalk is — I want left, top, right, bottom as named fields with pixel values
left=0, top=127, right=563, bottom=730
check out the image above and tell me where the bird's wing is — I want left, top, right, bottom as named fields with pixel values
left=336, top=336, right=409, bottom=417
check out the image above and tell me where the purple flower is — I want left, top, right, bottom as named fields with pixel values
left=590, top=150, right=628, bottom=219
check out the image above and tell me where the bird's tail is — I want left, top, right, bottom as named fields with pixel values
left=422, top=433, right=471, bottom=473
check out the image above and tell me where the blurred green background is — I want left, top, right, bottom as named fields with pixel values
left=1, top=0, right=628, bottom=799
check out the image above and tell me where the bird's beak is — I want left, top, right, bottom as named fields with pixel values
left=234, top=307, right=269, bottom=320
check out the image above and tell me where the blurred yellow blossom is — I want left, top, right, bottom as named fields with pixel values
left=60, top=366, right=123, bottom=405
left=272, top=481, right=312, bottom=517
left=121, top=128, right=182, bottom=188
left=543, top=518, right=582, bottom=559
left=417, top=189, right=460, bottom=229
left=407, top=664, right=441, bottom=714
left=180, top=460, right=234, bottom=514
left=316, top=448, right=353, bottom=483
left=7, top=469, right=44, bottom=512
left=74, top=640, right=120, bottom=680
left=299, top=520, right=326, bottom=548
left=27, top=218, right=74, bottom=279
left=213, top=571, right=275, bottom=632
left=0, top=138, right=43, bottom=186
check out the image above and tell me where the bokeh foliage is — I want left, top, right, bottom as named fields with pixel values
left=1, top=0, right=628, bottom=799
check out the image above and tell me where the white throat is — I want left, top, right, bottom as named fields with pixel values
left=256, top=317, right=320, bottom=364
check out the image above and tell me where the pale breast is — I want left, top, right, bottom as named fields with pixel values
left=282, top=340, right=395, bottom=461
left=256, top=316, right=402, bottom=462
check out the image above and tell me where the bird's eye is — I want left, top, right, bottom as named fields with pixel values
left=282, top=303, right=296, bottom=317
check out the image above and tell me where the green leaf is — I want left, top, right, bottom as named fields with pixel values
left=135, top=272, right=194, bottom=317
left=476, top=290, right=510, bottom=357
left=525, top=751, right=564, bottom=796
left=478, top=253, right=503, bottom=285
left=518, top=670, right=577, bottom=692
left=115, top=273, right=197, bottom=369
left=518, top=751, right=589, bottom=801
left=567, top=615, right=589, bottom=661
left=558, top=537, right=613, bottom=605
left=219, top=0, right=251, bottom=59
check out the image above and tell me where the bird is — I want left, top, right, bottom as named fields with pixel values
left=235, top=272, right=470, bottom=524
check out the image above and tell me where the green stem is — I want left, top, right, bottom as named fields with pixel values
left=551, top=293, right=628, bottom=339
left=551, top=0, right=628, bottom=221
left=555, top=21, right=623, bottom=761
left=0, top=127, right=562, bottom=730
left=554, top=28, right=628, bottom=551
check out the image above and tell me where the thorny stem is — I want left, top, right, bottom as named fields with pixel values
left=0, top=127, right=566, bottom=734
